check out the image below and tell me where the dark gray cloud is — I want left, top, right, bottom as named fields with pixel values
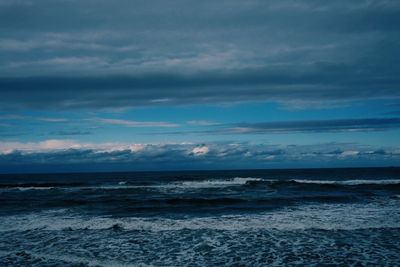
left=158, top=117, right=400, bottom=135
left=222, top=118, right=400, bottom=134
left=1, top=64, right=400, bottom=109
left=0, top=0, right=399, bottom=109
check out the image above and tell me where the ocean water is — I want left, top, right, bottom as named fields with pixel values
left=0, top=168, right=399, bottom=266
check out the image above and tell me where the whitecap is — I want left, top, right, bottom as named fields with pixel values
left=16, top=187, right=54, bottom=191
left=2, top=198, right=399, bottom=232
left=176, top=177, right=262, bottom=189
left=292, top=179, right=400, bottom=185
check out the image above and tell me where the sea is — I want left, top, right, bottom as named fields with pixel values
left=0, top=167, right=399, bottom=266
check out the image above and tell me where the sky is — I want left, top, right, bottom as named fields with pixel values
left=0, top=0, right=399, bottom=173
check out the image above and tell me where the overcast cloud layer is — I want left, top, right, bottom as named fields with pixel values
left=0, top=0, right=399, bottom=109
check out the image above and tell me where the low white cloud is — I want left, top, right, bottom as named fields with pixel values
left=0, top=139, right=82, bottom=154
left=39, top=140, right=81, bottom=150
left=0, top=141, right=398, bottom=169
left=191, top=146, right=209, bottom=156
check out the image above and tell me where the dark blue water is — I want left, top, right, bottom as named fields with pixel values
left=0, top=167, right=400, bottom=266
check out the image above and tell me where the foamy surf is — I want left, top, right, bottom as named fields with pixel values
left=292, top=179, right=400, bottom=185
left=177, top=177, right=263, bottom=188
left=16, top=186, right=55, bottom=191
left=89, top=177, right=263, bottom=190
left=1, top=168, right=400, bottom=266
left=2, top=199, right=399, bottom=232
left=3, top=178, right=399, bottom=192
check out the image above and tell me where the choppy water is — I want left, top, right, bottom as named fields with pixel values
left=0, top=168, right=399, bottom=266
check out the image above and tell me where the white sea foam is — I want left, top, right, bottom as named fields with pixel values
left=90, top=177, right=263, bottom=190
left=15, top=187, right=54, bottom=191
left=6, top=178, right=398, bottom=192
left=292, top=179, right=400, bottom=185
left=1, top=198, right=399, bottom=232
left=176, top=177, right=262, bottom=188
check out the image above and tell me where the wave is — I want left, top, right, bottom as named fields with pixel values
left=93, top=177, right=263, bottom=190
left=0, top=182, right=86, bottom=189
left=161, top=178, right=400, bottom=189
left=15, top=187, right=55, bottom=191
left=2, top=177, right=399, bottom=192
left=122, top=195, right=350, bottom=208
left=241, top=178, right=400, bottom=190
left=0, top=177, right=261, bottom=190
left=176, top=177, right=262, bottom=188
left=291, top=179, right=400, bottom=185
left=2, top=199, right=399, bottom=232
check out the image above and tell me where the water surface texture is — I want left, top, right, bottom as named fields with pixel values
left=1, top=167, right=400, bottom=266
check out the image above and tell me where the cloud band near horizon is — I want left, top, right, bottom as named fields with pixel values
left=0, top=140, right=398, bottom=173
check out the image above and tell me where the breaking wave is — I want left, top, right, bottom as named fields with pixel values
left=291, top=179, right=400, bottom=185
left=2, top=178, right=400, bottom=192
left=1, top=199, right=400, bottom=232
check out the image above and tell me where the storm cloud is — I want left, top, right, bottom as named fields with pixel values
left=0, top=0, right=399, bottom=110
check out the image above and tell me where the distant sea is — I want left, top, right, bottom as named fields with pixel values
left=1, top=167, right=400, bottom=266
